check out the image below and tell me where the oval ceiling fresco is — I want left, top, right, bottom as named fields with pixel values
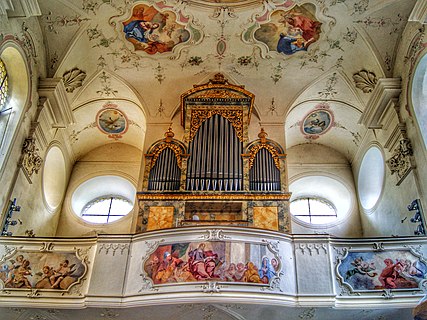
left=123, top=4, right=190, bottom=54
left=254, top=4, right=321, bottom=55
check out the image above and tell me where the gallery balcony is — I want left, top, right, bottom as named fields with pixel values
left=0, top=225, right=425, bottom=318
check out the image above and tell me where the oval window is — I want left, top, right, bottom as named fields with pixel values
left=358, top=146, right=385, bottom=211
left=43, top=146, right=67, bottom=211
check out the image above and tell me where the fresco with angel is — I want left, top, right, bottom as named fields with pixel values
left=144, top=241, right=281, bottom=285
left=337, top=250, right=427, bottom=291
left=0, top=251, right=86, bottom=290
left=123, top=4, right=190, bottom=54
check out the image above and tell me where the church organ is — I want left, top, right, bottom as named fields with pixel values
left=137, top=74, right=291, bottom=233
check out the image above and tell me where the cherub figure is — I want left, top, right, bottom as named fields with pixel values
left=50, top=260, right=75, bottom=289
left=12, top=259, right=32, bottom=288
left=35, top=265, right=54, bottom=288
left=4, top=254, right=24, bottom=286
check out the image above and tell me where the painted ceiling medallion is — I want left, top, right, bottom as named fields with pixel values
left=301, top=103, right=333, bottom=139
left=122, top=4, right=190, bottom=54
left=96, top=103, right=128, bottom=140
left=254, top=4, right=321, bottom=56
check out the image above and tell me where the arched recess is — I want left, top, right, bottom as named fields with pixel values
left=0, top=39, right=30, bottom=174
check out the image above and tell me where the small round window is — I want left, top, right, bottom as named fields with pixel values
left=291, top=197, right=337, bottom=224
left=81, top=196, right=133, bottom=224
left=0, top=58, right=8, bottom=110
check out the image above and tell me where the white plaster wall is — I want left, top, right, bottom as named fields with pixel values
left=396, top=23, right=427, bottom=226
left=0, top=16, right=67, bottom=237
left=56, top=143, right=142, bottom=237
left=287, top=143, right=362, bottom=237
left=353, top=123, right=419, bottom=237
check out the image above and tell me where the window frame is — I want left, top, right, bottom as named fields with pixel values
left=81, top=195, right=133, bottom=224
left=290, top=196, right=338, bottom=225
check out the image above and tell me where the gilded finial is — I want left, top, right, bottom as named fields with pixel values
left=165, top=127, right=174, bottom=143
left=258, top=128, right=268, bottom=144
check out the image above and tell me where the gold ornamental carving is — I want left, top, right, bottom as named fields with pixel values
left=137, top=193, right=291, bottom=201
left=150, top=143, right=183, bottom=169
left=189, top=108, right=243, bottom=142
left=247, top=144, right=281, bottom=169
left=194, top=89, right=243, bottom=99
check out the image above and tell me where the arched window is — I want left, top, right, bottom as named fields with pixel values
left=81, top=196, right=133, bottom=224
left=290, top=197, right=337, bottom=224
left=0, top=43, right=30, bottom=173
left=71, top=175, right=136, bottom=225
left=0, top=58, right=10, bottom=147
left=0, top=58, right=8, bottom=110
left=289, top=175, right=353, bottom=227
left=412, top=53, right=427, bottom=148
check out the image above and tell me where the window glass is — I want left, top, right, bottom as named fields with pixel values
left=358, top=146, right=384, bottom=210
left=0, top=58, right=8, bottom=110
left=412, top=54, right=427, bottom=147
left=81, top=196, right=133, bottom=224
left=290, top=197, right=337, bottom=225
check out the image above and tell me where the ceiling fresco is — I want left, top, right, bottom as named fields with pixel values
left=29, top=0, right=417, bottom=161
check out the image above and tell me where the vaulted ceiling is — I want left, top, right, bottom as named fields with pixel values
left=36, top=0, right=415, bottom=161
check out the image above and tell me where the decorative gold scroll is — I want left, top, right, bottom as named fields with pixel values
left=137, top=193, right=291, bottom=201
left=180, top=73, right=255, bottom=127
left=247, top=144, right=281, bottom=169
left=193, top=89, right=243, bottom=99
left=189, top=108, right=243, bottom=142
left=150, top=143, right=183, bottom=169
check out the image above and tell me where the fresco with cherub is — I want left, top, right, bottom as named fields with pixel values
left=123, top=4, right=190, bottom=54
left=337, top=250, right=427, bottom=291
left=254, top=4, right=321, bottom=55
left=0, top=251, right=86, bottom=290
left=144, top=241, right=281, bottom=285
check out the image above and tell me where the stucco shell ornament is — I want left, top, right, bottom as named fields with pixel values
left=62, top=68, right=87, bottom=93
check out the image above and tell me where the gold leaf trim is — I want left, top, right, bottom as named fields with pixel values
left=189, top=108, right=243, bottom=142
left=137, top=193, right=291, bottom=201
left=150, top=143, right=183, bottom=169
left=194, top=89, right=243, bottom=99
left=247, top=144, right=280, bottom=169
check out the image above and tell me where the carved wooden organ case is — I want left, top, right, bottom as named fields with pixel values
left=137, top=74, right=291, bottom=233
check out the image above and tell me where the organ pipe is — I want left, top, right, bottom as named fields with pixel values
left=249, top=148, right=280, bottom=191
left=148, top=148, right=180, bottom=191
left=186, top=114, right=243, bottom=191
